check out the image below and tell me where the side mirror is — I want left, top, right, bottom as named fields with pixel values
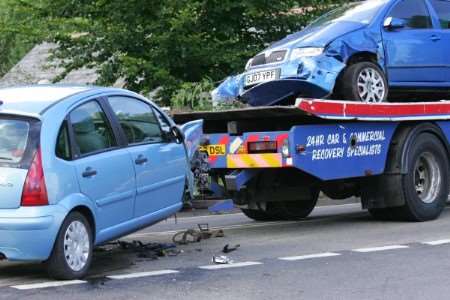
left=384, top=17, right=406, bottom=30
left=171, top=126, right=185, bottom=144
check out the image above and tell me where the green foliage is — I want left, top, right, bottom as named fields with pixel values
left=0, top=0, right=43, bottom=76
left=27, top=0, right=342, bottom=106
left=0, top=0, right=343, bottom=108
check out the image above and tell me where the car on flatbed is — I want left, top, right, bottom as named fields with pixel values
left=213, top=0, right=450, bottom=106
left=0, top=85, right=201, bottom=279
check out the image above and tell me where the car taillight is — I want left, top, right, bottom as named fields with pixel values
left=21, top=148, right=48, bottom=206
left=248, top=141, right=277, bottom=154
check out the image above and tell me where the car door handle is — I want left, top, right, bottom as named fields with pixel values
left=82, top=167, right=97, bottom=178
left=135, top=155, right=148, bottom=165
left=430, top=35, right=441, bottom=41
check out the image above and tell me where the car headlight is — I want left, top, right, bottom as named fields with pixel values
left=282, top=139, right=290, bottom=158
left=245, top=58, right=253, bottom=70
left=290, top=47, right=324, bottom=60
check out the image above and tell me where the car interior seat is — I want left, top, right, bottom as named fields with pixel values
left=72, top=109, right=108, bottom=154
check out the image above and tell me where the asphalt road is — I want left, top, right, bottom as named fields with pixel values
left=3, top=201, right=450, bottom=299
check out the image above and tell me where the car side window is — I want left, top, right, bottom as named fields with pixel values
left=56, top=121, right=71, bottom=160
left=70, top=101, right=117, bottom=156
left=431, top=0, right=450, bottom=29
left=108, top=96, right=164, bottom=145
left=388, top=0, right=432, bottom=29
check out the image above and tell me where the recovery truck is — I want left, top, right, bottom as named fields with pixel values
left=175, top=99, right=450, bottom=222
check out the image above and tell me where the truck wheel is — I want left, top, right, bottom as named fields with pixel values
left=241, top=208, right=274, bottom=221
left=268, top=190, right=319, bottom=221
left=337, top=62, right=388, bottom=102
left=395, top=133, right=449, bottom=221
left=46, top=212, right=93, bottom=280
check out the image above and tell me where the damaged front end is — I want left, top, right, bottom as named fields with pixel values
left=212, top=53, right=346, bottom=107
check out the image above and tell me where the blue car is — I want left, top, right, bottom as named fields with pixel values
left=213, top=0, right=450, bottom=106
left=0, top=85, right=202, bottom=279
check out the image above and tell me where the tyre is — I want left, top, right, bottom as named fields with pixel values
left=268, top=190, right=319, bottom=221
left=46, top=211, right=93, bottom=280
left=241, top=208, right=274, bottom=221
left=336, top=61, right=388, bottom=102
left=394, top=133, right=449, bottom=221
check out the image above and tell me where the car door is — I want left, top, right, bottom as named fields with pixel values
left=107, top=96, right=186, bottom=218
left=429, top=0, right=450, bottom=83
left=69, top=99, right=136, bottom=232
left=382, top=0, right=445, bottom=84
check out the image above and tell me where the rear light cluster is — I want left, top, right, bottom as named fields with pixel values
left=247, top=141, right=278, bottom=154
left=21, top=149, right=49, bottom=206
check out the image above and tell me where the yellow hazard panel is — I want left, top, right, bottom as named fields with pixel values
left=199, top=144, right=226, bottom=156
left=227, top=154, right=282, bottom=168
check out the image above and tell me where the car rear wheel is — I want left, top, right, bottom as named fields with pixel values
left=46, top=211, right=93, bottom=280
left=267, top=190, right=319, bottom=221
left=337, top=62, right=388, bottom=102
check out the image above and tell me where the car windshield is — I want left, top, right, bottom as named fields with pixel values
left=0, top=119, right=29, bottom=163
left=307, top=0, right=389, bottom=28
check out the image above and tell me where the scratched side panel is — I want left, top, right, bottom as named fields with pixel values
left=291, top=122, right=399, bottom=180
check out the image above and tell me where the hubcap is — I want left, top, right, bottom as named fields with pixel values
left=357, top=67, right=386, bottom=102
left=414, top=152, right=441, bottom=204
left=63, top=220, right=90, bottom=272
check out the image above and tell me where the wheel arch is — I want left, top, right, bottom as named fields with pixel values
left=385, top=122, right=450, bottom=175
left=57, top=193, right=98, bottom=242
left=345, top=51, right=379, bottom=66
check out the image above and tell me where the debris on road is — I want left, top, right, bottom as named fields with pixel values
left=172, top=223, right=225, bottom=245
left=212, top=255, right=234, bottom=264
left=97, top=240, right=179, bottom=260
left=222, top=244, right=240, bottom=254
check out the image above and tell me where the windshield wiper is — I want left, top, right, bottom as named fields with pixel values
left=0, top=157, right=13, bottom=161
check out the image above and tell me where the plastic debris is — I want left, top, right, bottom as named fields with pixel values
left=98, top=240, right=178, bottom=260
left=222, top=244, right=240, bottom=254
left=212, top=255, right=234, bottom=264
left=172, top=223, right=225, bottom=245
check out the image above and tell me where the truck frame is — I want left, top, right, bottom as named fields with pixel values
left=175, top=99, right=450, bottom=222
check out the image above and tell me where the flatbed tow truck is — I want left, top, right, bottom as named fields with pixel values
left=175, top=99, right=450, bottom=222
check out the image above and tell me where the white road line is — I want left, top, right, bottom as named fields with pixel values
left=199, top=261, right=263, bottom=270
left=11, top=280, right=86, bottom=290
left=422, top=239, right=450, bottom=246
left=352, top=245, right=409, bottom=253
left=279, top=252, right=341, bottom=261
left=107, top=270, right=179, bottom=280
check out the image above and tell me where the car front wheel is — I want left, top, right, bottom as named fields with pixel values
left=46, top=211, right=93, bottom=280
left=337, top=61, right=388, bottom=103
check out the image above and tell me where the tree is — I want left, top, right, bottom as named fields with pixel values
left=21, top=0, right=342, bottom=105
left=0, top=0, right=43, bottom=76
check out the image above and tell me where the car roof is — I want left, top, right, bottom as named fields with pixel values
left=0, top=85, right=95, bottom=117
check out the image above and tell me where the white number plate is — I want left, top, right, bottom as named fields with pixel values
left=244, top=69, right=280, bottom=86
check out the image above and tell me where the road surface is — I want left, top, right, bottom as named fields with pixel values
left=2, top=202, right=450, bottom=299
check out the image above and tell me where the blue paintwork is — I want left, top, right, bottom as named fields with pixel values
left=290, top=122, right=397, bottom=180
left=213, top=0, right=450, bottom=106
left=0, top=85, right=199, bottom=261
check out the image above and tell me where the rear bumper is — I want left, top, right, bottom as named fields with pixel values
left=0, top=205, right=68, bottom=261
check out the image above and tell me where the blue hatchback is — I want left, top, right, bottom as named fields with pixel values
left=213, top=0, right=450, bottom=106
left=0, top=85, right=201, bottom=279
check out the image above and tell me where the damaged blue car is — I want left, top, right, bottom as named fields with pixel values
left=213, top=0, right=450, bottom=106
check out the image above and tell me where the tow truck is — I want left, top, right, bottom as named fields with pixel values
left=174, top=99, right=450, bottom=222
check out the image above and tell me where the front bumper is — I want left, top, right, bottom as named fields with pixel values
left=0, top=205, right=68, bottom=261
left=212, top=55, right=345, bottom=106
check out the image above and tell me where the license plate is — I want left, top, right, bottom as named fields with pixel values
left=199, top=144, right=226, bottom=156
left=245, top=69, right=280, bottom=86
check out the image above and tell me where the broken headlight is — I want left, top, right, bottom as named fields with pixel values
left=290, top=47, right=324, bottom=60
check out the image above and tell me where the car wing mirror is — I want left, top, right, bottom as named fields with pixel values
left=384, top=17, right=406, bottom=30
left=170, top=125, right=185, bottom=144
